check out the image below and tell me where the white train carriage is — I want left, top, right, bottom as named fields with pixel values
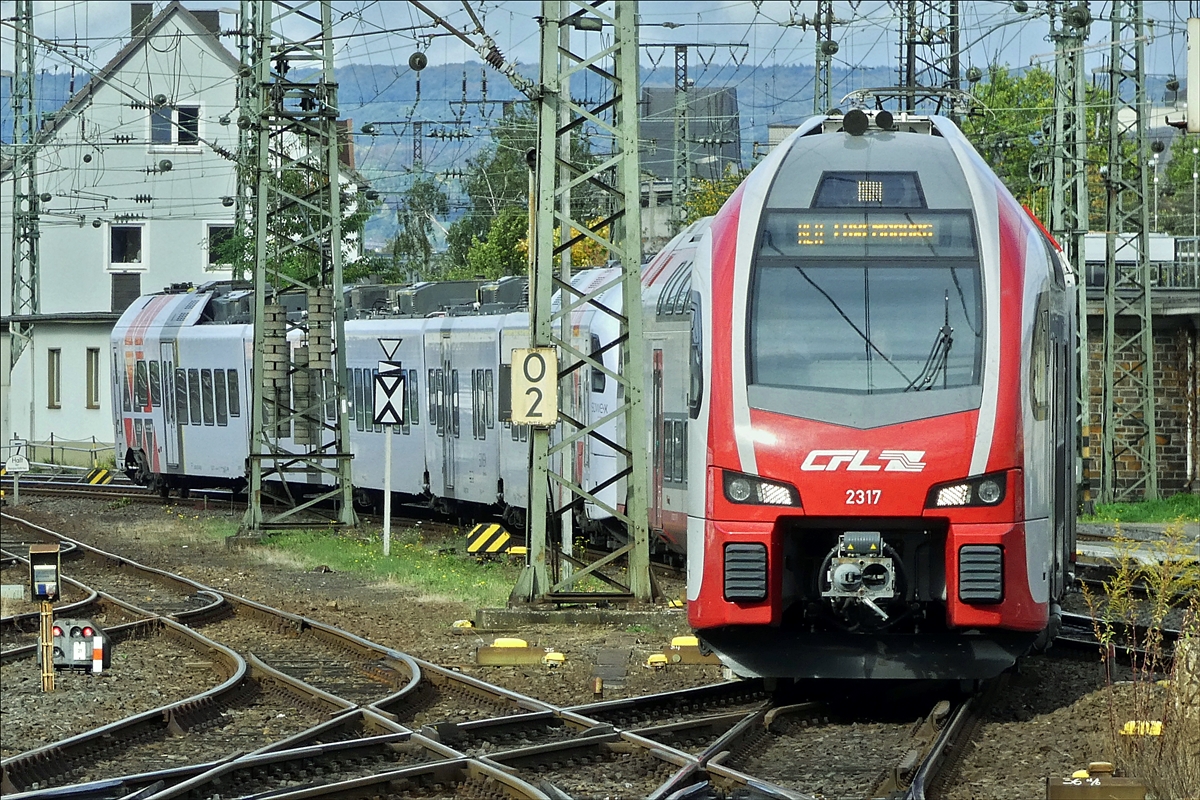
left=112, top=290, right=253, bottom=494
left=640, top=219, right=711, bottom=551
left=343, top=319, right=428, bottom=502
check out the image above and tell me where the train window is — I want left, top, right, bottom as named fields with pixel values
left=214, top=370, right=228, bottom=426
left=749, top=223, right=982, bottom=395
left=354, top=369, right=366, bottom=432
left=122, top=363, right=132, bottom=412
left=228, top=369, right=241, bottom=417
left=372, top=368, right=383, bottom=433
left=201, top=369, right=215, bottom=425
left=662, top=421, right=673, bottom=485
left=812, top=172, right=925, bottom=209
left=1030, top=298, right=1049, bottom=422
left=147, top=361, right=161, bottom=407
left=428, top=369, right=437, bottom=424
left=161, top=360, right=173, bottom=423
left=408, top=369, right=419, bottom=426
left=471, top=370, right=480, bottom=439
left=451, top=370, right=460, bottom=437
left=688, top=291, right=703, bottom=419
left=590, top=334, right=606, bottom=393
left=134, top=360, right=149, bottom=409
left=435, top=370, right=445, bottom=437
left=485, top=370, right=494, bottom=429
left=188, top=369, right=201, bottom=425
left=498, top=364, right=512, bottom=422
left=675, top=420, right=687, bottom=484
left=175, top=368, right=189, bottom=425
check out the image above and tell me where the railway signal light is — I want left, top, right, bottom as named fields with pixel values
left=52, top=618, right=110, bottom=672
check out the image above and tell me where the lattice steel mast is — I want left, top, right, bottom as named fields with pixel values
left=1100, top=0, right=1157, bottom=501
left=232, top=0, right=259, bottom=282
left=9, top=0, right=39, bottom=368
left=243, top=0, right=356, bottom=530
left=673, top=44, right=689, bottom=233
left=1047, top=1, right=1092, bottom=500
left=814, top=0, right=836, bottom=114
left=898, top=0, right=961, bottom=116
left=525, top=0, right=653, bottom=602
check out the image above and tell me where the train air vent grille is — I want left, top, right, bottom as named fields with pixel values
left=958, top=545, right=1003, bottom=603
left=724, top=543, right=768, bottom=601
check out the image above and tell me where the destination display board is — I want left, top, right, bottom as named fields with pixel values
left=760, top=210, right=977, bottom=260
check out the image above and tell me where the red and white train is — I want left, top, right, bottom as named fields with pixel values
left=112, top=110, right=1076, bottom=681
left=686, top=110, right=1077, bottom=679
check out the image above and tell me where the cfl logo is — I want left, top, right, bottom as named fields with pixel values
left=800, top=449, right=927, bottom=472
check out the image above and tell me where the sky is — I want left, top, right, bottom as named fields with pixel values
left=1, top=1, right=1196, bottom=93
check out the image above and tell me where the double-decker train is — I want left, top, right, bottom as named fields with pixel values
left=685, top=110, right=1077, bottom=679
left=113, top=110, right=1075, bottom=680
left=112, top=224, right=707, bottom=552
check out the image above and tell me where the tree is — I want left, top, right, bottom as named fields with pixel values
left=960, top=64, right=1113, bottom=229
left=212, top=168, right=380, bottom=282
left=462, top=207, right=529, bottom=279
left=391, top=176, right=449, bottom=279
left=684, top=165, right=750, bottom=224
left=1155, top=133, right=1200, bottom=237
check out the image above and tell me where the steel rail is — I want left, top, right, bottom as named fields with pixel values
left=0, top=617, right=246, bottom=795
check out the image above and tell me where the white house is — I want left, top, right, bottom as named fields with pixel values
left=1, top=2, right=240, bottom=466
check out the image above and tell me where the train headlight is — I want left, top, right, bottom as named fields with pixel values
left=925, top=472, right=1007, bottom=508
left=976, top=479, right=1003, bottom=505
left=727, top=477, right=753, bottom=503
left=722, top=471, right=801, bottom=506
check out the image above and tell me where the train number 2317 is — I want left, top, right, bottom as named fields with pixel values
left=845, top=489, right=882, bottom=505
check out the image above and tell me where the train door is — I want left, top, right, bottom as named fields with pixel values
left=651, top=348, right=664, bottom=531
left=160, top=342, right=180, bottom=468
left=1050, top=336, right=1072, bottom=599
left=441, top=332, right=457, bottom=493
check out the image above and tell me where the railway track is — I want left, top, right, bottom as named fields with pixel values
left=3, top=509, right=1181, bottom=799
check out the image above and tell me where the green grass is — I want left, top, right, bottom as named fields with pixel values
left=1082, top=493, right=1200, bottom=524
left=254, top=527, right=520, bottom=608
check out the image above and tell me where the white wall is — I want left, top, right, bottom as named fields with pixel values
left=1, top=7, right=238, bottom=453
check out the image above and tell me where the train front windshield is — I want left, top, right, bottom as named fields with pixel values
left=750, top=209, right=982, bottom=396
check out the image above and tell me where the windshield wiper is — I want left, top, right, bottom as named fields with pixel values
left=792, top=265, right=912, bottom=384
left=905, top=291, right=954, bottom=392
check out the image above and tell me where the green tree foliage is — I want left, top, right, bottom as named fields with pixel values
left=462, top=207, right=529, bottom=279
left=1155, top=133, right=1200, bottom=237
left=684, top=165, right=750, bottom=224
left=445, top=103, right=598, bottom=273
left=391, top=176, right=449, bottom=279
left=961, top=64, right=1120, bottom=229
left=212, top=168, right=379, bottom=282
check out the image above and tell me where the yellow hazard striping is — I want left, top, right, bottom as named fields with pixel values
left=467, top=523, right=514, bottom=555
left=85, top=468, right=113, bottom=485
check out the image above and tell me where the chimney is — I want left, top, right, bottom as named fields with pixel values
left=337, top=119, right=355, bottom=171
left=130, top=3, right=153, bottom=37
left=191, top=10, right=221, bottom=37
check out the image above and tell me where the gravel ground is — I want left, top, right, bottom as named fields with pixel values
left=1, top=629, right=222, bottom=758
left=4, top=497, right=1193, bottom=797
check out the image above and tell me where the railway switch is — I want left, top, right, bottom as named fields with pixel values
left=52, top=618, right=111, bottom=672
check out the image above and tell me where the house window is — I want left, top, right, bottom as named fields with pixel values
left=111, top=226, right=142, bottom=265
left=151, top=107, right=172, bottom=144
left=112, top=273, right=141, bottom=312
left=47, top=349, right=62, bottom=408
left=207, top=224, right=235, bottom=268
left=178, top=106, right=199, bottom=144
left=86, top=348, right=101, bottom=409
left=149, top=105, right=200, bottom=146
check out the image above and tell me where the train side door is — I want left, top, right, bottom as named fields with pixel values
left=160, top=342, right=180, bottom=468
left=1056, top=335, right=1075, bottom=597
left=651, top=348, right=664, bottom=532
left=441, top=332, right=456, bottom=493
